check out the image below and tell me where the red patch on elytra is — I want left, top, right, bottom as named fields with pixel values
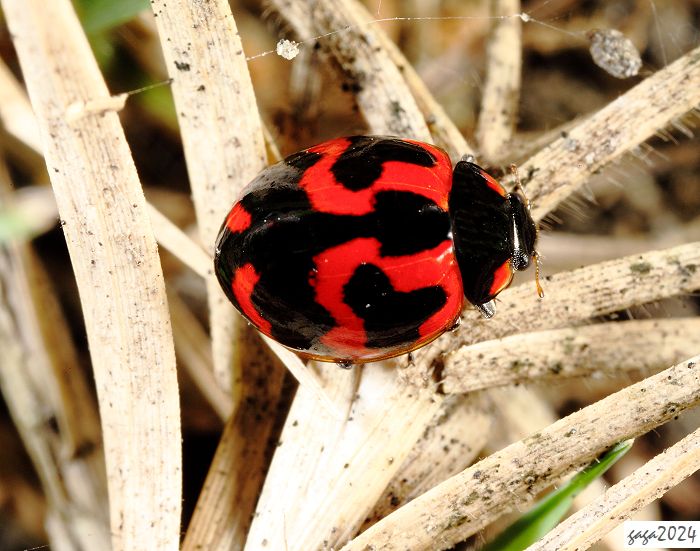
left=232, top=263, right=272, bottom=335
left=299, top=138, right=453, bottom=215
left=313, top=237, right=463, bottom=360
left=488, top=258, right=514, bottom=298
left=225, top=203, right=252, bottom=233
left=478, top=168, right=508, bottom=197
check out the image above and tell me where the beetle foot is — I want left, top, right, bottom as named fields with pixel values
left=476, top=300, right=496, bottom=319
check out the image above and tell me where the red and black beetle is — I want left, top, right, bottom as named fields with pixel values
left=214, top=136, right=539, bottom=364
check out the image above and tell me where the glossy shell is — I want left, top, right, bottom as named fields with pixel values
left=214, top=136, right=464, bottom=362
left=450, top=160, right=537, bottom=306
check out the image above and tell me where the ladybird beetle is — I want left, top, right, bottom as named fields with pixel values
left=214, top=136, right=539, bottom=364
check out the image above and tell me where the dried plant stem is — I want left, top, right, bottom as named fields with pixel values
left=344, top=356, right=700, bottom=550
left=539, top=226, right=700, bottom=271
left=342, top=0, right=474, bottom=158
left=270, top=0, right=431, bottom=139
left=443, top=318, right=700, bottom=392
left=262, top=336, right=343, bottom=416
left=0, top=59, right=42, bottom=153
left=167, top=288, right=233, bottom=420
left=528, top=426, right=700, bottom=551
left=520, top=44, right=700, bottom=221
left=1, top=0, right=182, bottom=548
left=270, top=0, right=472, bottom=155
left=0, top=167, right=109, bottom=548
left=485, top=385, right=620, bottom=551
left=0, top=57, right=214, bottom=284
left=147, top=202, right=211, bottom=278
left=407, top=241, right=700, bottom=387
left=182, top=329, right=287, bottom=551
left=245, top=363, right=444, bottom=551
left=476, top=0, right=522, bottom=161
left=150, top=0, right=267, bottom=392
left=487, top=386, right=558, bottom=450
left=364, top=394, right=493, bottom=527
left=380, top=38, right=474, bottom=159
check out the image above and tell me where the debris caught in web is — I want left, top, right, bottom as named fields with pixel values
left=276, top=39, right=300, bottom=60
left=588, top=29, right=642, bottom=79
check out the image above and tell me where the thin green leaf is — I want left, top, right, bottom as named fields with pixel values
left=481, top=439, right=633, bottom=551
left=75, top=0, right=150, bottom=34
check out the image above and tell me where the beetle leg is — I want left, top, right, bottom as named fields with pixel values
left=476, top=300, right=496, bottom=319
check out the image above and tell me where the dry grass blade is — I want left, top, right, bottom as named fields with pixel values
left=527, top=426, right=700, bottom=551
left=245, top=363, right=444, bottom=550
left=1, top=0, right=182, bottom=548
left=540, top=227, right=700, bottom=272
left=343, top=355, right=700, bottom=550
left=379, top=37, right=473, bottom=159
left=327, top=0, right=474, bottom=157
left=0, top=152, right=109, bottom=548
left=487, top=386, right=558, bottom=450
left=269, top=0, right=431, bottom=139
left=182, top=329, right=287, bottom=551
left=364, top=394, right=493, bottom=526
left=0, top=53, right=217, bottom=286
left=0, top=59, right=42, bottom=153
left=520, top=44, right=700, bottom=221
left=488, top=387, right=621, bottom=551
left=407, top=241, right=700, bottom=387
left=147, top=203, right=211, bottom=278
left=262, top=336, right=343, bottom=416
left=476, top=0, right=522, bottom=161
left=444, top=318, right=700, bottom=392
left=168, top=288, right=233, bottom=420
left=0, top=246, right=111, bottom=550
left=150, top=0, right=267, bottom=392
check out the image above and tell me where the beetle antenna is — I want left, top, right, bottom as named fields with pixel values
left=534, top=251, right=545, bottom=298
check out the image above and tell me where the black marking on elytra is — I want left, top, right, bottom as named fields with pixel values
left=373, top=190, right=450, bottom=257
left=343, top=264, right=447, bottom=349
left=214, top=138, right=451, bottom=355
left=449, top=161, right=511, bottom=306
left=286, top=150, right=322, bottom=171
left=214, top=227, right=242, bottom=313
left=331, top=136, right=436, bottom=191
left=253, top=258, right=337, bottom=351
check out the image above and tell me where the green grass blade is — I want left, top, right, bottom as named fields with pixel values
left=481, top=439, right=633, bottom=551
left=75, top=0, right=150, bottom=34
